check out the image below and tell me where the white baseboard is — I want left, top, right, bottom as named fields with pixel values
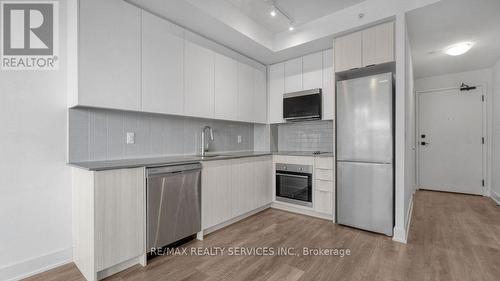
left=491, top=189, right=500, bottom=205
left=393, top=193, right=414, bottom=244
left=0, top=248, right=72, bottom=281
left=271, top=201, right=333, bottom=221
left=204, top=204, right=271, bottom=235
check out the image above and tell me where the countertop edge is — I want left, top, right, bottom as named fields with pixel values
left=68, top=152, right=335, bottom=171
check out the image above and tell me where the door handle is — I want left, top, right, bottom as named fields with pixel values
left=420, top=142, right=429, bottom=146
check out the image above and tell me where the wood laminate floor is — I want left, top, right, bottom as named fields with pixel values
left=25, top=190, right=500, bottom=281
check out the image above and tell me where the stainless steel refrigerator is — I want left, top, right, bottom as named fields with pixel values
left=336, top=72, right=394, bottom=236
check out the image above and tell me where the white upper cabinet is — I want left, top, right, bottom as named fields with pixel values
left=77, top=0, right=141, bottom=111
left=214, top=54, right=238, bottom=121
left=334, top=31, right=363, bottom=72
left=284, top=57, right=303, bottom=93
left=322, top=49, right=335, bottom=120
left=141, top=10, right=184, bottom=115
left=253, top=68, right=268, bottom=124
left=334, top=22, right=395, bottom=73
left=303, top=52, right=323, bottom=90
left=238, top=63, right=255, bottom=122
left=184, top=40, right=215, bottom=119
left=269, top=63, right=285, bottom=124
left=72, top=1, right=268, bottom=124
left=362, top=22, right=394, bottom=67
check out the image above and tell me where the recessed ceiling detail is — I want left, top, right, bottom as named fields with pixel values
left=128, top=0, right=441, bottom=64
left=226, top=0, right=366, bottom=34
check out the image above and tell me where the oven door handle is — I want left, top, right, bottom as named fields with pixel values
left=276, top=173, right=309, bottom=179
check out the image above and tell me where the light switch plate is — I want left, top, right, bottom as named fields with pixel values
left=126, top=132, right=135, bottom=144
left=237, top=135, right=242, bottom=143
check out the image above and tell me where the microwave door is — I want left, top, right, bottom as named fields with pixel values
left=283, top=90, right=322, bottom=120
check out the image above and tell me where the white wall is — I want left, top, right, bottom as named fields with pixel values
left=492, top=59, right=500, bottom=203
left=0, top=1, right=72, bottom=280
left=415, top=68, right=494, bottom=197
left=404, top=23, right=416, bottom=237
left=392, top=12, right=408, bottom=243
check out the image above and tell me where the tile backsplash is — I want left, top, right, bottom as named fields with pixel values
left=272, top=120, right=334, bottom=152
left=69, top=108, right=255, bottom=162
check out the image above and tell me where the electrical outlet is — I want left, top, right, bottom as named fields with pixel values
left=237, top=135, right=242, bottom=144
left=126, top=132, right=135, bottom=144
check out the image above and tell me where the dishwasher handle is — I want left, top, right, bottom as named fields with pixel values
left=147, top=162, right=202, bottom=177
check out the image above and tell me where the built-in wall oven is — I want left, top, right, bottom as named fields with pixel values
left=275, top=163, right=313, bottom=207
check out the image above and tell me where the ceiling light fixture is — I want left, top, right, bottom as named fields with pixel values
left=268, top=0, right=295, bottom=31
left=444, top=42, right=474, bottom=56
left=270, top=8, right=276, bottom=17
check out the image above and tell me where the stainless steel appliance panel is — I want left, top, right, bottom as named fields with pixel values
left=337, top=161, right=393, bottom=236
left=336, top=73, right=393, bottom=163
left=275, top=163, right=313, bottom=207
left=147, top=163, right=201, bottom=251
left=283, top=88, right=322, bottom=121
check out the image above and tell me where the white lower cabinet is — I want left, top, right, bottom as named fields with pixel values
left=202, top=156, right=272, bottom=230
left=314, top=157, right=335, bottom=216
left=314, top=190, right=333, bottom=215
left=201, top=160, right=232, bottom=229
left=72, top=167, right=146, bottom=281
left=254, top=156, right=273, bottom=206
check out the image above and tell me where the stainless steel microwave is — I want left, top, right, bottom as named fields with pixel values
left=283, top=88, right=322, bottom=121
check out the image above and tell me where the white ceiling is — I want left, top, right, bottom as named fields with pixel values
left=407, top=0, right=500, bottom=79
left=127, top=0, right=440, bottom=64
left=226, top=0, right=366, bottom=34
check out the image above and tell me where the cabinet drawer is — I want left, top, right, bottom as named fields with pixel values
left=315, top=157, right=333, bottom=169
left=314, top=190, right=333, bottom=215
left=315, top=179, right=333, bottom=192
left=315, top=169, right=333, bottom=181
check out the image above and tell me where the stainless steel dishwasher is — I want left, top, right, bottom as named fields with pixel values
left=146, top=163, right=201, bottom=252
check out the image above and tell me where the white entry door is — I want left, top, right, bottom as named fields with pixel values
left=417, top=88, right=484, bottom=195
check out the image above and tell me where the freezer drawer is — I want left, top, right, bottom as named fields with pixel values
left=337, top=161, right=393, bottom=236
left=336, top=73, right=393, bottom=163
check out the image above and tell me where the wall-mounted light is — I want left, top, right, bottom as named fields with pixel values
left=444, top=42, right=474, bottom=56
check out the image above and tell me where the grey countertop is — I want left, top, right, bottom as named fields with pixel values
left=68, top=151, right=334, bottom=171
left=273, top=151, right=334, bottom=157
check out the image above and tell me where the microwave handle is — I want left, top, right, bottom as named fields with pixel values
left=276, top=173, right=309, bottom=179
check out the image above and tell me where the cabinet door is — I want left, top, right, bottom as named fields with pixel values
left=253, top=68, right=268, bottom=124
left=322, top=49, right=335, bottom=120
left=238, top=63, right=255, bottom=122
left=284, top=57, right=303, bottom=93
left=141, top=11, right=184, bottom=115
left=314, top=190, right=333, bottom=215
left=269, top=63, right=284, bottom=124
left=303, top=52, right=323, bottom=90
left=94, top=168, right=145, bottom=271
left=231, top=158, right=255, bottom=217
left=254, top=156, right=272, bottom=207
left=362, top=22, right=394, bottom=67
left=202, top=161, right=232, bottom=229
left=184, top=41, right=215, bottom=118
left=79, top=0, right=141, bottom=111
left=334, top=31, right=362, bottom=72
left=214, top=54, right=238, bottom=120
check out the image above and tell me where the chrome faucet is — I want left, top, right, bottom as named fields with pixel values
left=200, top=126, right=214, bottom=156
